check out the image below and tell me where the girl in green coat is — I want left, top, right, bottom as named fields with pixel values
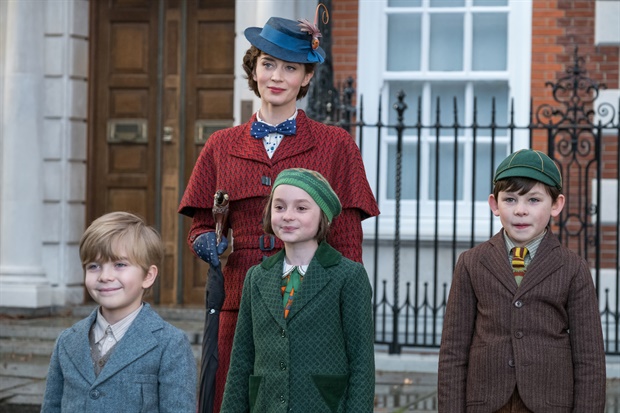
left=221, top=168, right=375, bottom=413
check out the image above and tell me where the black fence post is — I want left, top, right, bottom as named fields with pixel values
left=389, top=90, right=407, bottom=354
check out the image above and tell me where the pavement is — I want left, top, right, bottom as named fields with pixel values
left=0, top=305, right=618, bottom=413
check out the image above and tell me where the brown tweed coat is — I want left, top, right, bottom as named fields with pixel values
left=438, top=229, right=606, bottom=413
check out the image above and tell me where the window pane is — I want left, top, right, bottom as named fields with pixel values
left=387, top=81, right=423, bottom=134
left=430, top=82, right=465, bottom=136
left=387, top=143, right=418, bottom=200
left=473, top=142, right=508, bottom=201
left=473, top=82, right=509, bottom=127
left=388, top=14, right=422, bottom=71
left=389, top=0, right=422, bottom=7
left=473, top=0, right=507, bottom=6
left=430, top=14, right=463, bottom=71
left=430, top=0, right=464, bottom=7
left=472, top=13, right=507, bottom=71
left=428, top=142, right=465, bottom=201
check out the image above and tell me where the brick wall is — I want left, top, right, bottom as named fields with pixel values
left=532, top=0, right=619, bottom=268
left=331, top=0, right=359, bottom=93
left=531, top=0, right=619, bottom=149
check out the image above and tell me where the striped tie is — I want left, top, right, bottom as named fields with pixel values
left=511, top=247, right=528, bottom=286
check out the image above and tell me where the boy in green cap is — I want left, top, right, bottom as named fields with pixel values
left=221, top=168, right=375, bottom=413
left=438, top=149, right=606, bottom=412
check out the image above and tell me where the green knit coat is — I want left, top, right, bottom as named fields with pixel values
left=220, top=242, right=375, bottom=413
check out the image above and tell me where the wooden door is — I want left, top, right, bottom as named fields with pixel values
left=88, top=0, right=235, bottom=306
left=182, top=0, right=235, bottom=305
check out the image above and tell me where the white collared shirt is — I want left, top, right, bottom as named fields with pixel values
left=93, top=304, right=143, bottom=356
left=282, top=260, right=308, bottom=279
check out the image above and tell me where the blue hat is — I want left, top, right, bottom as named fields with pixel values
left=244, top=17, right=326, bottom=64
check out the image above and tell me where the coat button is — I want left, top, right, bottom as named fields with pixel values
left=89, top=389, right=100, bottom=399
left=280, top=329, right=286, bottom=338
left=515, top=331, right=524, bottom=339
left=280, top=361, right=286, bottom=370
left=508, top=359, right=515, bottom=367
left=514, top=300, right=523, bottom=308
left=280, top=395, right=285, bottom=403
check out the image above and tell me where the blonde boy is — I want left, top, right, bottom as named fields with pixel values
left=42, top=212, right=196, bottom=412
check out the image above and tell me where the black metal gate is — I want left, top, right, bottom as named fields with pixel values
left=317, top=49, right=620, bottom=355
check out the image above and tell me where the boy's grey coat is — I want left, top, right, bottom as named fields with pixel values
left=438, top=229, right=606, bottom=413
left=41, top=303, right=197, bottom=413
left=220, top=242, right=375, bottom=413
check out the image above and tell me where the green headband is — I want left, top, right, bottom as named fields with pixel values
left=272, top=168, right=342, bottom=222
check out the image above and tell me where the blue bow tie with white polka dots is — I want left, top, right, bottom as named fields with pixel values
left=250, top=119, right=297, bottom=138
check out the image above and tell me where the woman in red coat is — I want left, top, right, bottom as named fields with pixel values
left=178, top=15, right=379, bottom=412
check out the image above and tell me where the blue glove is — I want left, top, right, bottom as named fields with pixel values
left=193, top=232, right=228, bottom=267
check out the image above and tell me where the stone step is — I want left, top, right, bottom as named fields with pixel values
left=0, top=337, right=203, bottom=364
left=0, top=354, right=49, bottom=413
left=69, top=305, right=206, bottom=322
left=0, top=306, right=207, bottom=346
left=0, top=338, right=56, bottom=358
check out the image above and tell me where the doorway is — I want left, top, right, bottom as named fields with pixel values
left=88, top=0, right=235, bottom=305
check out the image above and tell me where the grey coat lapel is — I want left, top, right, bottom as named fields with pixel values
left=62, top=309, right=98, bottom=384
left=481, top=231, right=518, bottom=294
left=93, top=305, right=161, bottom=385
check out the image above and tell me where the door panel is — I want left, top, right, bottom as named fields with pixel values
left=89, top=0, right=235, bottom=306
left=89, top=1, right=158, bottom=223
left=182, top=0, right=235, bottom=305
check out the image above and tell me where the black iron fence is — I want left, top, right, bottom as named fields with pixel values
left=320, top=50, right=620, bottom=355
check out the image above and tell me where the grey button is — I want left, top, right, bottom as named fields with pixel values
left=89, top=389, right=100, bottom=399
left=508, top=359, right=515, bottom=367
left=515, top=331, right=524, bottom=339
left=280, top=361, right=286, bottom=370
left=514, top=300, right=523, bottom=308
left=280, top=395, right=285, bottom=403
left=280, top=329, right=286, bottom=338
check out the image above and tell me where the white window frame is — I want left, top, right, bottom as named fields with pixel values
left=358, top=0, right=532, bottom=240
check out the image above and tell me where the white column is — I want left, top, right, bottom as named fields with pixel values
left=0, top=0, right=52, bottom=307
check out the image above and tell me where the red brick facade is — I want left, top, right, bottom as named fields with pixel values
left=531, top=0, right=619, bottom=268
left=531, top=0, right=619, bottom=149
left=330, top=0, right=359, bottom=87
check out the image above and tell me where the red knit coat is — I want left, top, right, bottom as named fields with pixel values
left=178, top=110, right=379, bottom=411
left=179, top=110, right=380, bottom=311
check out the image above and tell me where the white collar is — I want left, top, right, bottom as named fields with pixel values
left=256, top=109, right=298, bottom=126
left=282, top=260, right=308, bottom=279
left=93, top=304, right=143, bottom=344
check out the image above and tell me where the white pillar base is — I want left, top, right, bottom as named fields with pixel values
left=0, top=281, right=53, bottom=308
left=0, top=267, right=52, bottom=308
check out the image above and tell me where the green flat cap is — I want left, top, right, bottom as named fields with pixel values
left=494, top=149, right=562, bottom=190
left=272, top=168, right=342, bottom=222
